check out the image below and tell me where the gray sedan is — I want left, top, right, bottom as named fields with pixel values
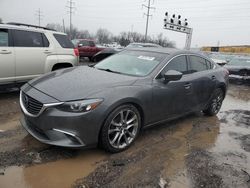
left=20, top=48, right=229, bottom=153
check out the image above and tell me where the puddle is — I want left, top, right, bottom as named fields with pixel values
left=0, top=150, right=107, bottom=188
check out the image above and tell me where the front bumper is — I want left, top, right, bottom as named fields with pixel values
left=21, top=116, right=86, bottom=147
left=20, top=86, right=105, bottom=148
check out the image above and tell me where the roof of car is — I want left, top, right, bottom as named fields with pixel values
left=125, top=47, right=197, bottom=55
left=0, top=23, right=66, bottom=35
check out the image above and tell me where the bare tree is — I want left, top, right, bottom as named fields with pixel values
left=46, top=23, right=64, bottom=32
left=96, top=28, right=112, bottom=44
left=77, top=30, right=91, bottom=39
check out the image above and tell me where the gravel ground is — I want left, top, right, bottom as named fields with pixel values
left=0, top=83, right=249, bottom=188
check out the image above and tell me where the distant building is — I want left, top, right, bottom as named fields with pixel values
left=201, top=45, right=250, bottom=54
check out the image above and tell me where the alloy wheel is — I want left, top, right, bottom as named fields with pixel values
left=108, top=109, right=139, bottom=149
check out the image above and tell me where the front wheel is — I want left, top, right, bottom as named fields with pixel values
left=100, top=104, right=141, bottom=153
left=203, top=88, right=224, bottom=116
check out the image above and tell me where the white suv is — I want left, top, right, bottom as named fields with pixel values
left=0, top=23, right=79, bottom=87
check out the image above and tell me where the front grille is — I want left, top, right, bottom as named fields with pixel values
left=22, top=92, right=43, bottom=115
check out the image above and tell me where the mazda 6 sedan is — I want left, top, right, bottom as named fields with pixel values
left=20, top=48, right=229, bottom=153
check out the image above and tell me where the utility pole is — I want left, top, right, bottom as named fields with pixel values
left=142, top=0, right=155, bottom=42
left=66, top=0, right=76, bottom=39
left=62, top=19, right=66, bottom=33
left=35, top=8, right=43, bottom=26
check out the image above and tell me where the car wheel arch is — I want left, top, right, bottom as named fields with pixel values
left=52, top=63, right=73, bottom=71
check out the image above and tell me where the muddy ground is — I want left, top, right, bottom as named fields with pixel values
left=0, top=83, right=249, bottom=188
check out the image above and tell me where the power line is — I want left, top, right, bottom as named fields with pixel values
left=66, top=0, right=76, bottom=39
left=142, top=0, right=155, bottom=42
left=35, top=8, right=43, bottom=26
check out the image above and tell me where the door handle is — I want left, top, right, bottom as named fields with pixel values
left=44, top=50, right=52, bottom=54
left=184, top=83, right=192, bottom=90
left=211, top=75, right=216, bottom=81
left=0, top=50, right=11, bottom=54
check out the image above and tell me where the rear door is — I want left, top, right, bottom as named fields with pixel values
left=187, top=55, right=216, bottom=109
left=0, top=28, right=15, bottom=84
left=13, top=30, right=50, bottom=82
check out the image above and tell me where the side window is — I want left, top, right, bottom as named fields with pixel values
left=42, top=34, right=49, bottom=47
left=13, top=30, right=43, bottom=47
left=89, top=41, right=95, bottom=47
left=162, top=55, right=188, bottom=75
left=189, top=56, right=208, bottom=73
left=79, top=40, right=89, bottom=46
left=0, top=29, right=9, bottom=47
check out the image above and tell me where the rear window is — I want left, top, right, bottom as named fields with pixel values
left=53, top=34, right=74, bottom=48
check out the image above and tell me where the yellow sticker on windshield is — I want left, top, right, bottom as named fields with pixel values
left=138, top=56, right=155, bottom=61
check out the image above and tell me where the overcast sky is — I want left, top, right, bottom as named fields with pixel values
left=1, top=0, right=250, bottom=48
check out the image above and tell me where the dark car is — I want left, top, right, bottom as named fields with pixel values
left=224, top=56, right=250, bottom=80
left=92, top=48, right=122, bottom=62
left=92, top=42, right=162, bottom=62
left=20, top=48, right=229, bottom=153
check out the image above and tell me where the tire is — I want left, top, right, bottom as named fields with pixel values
left=88, top=57, right=93, bottom=62
left=100, top=104, right=141, bottom=153
left=203, top=88, right=224, bottom=116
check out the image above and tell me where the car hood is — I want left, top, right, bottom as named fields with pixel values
left=28, top=66, right=138, bottom=101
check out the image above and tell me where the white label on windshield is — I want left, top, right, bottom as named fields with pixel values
left=138, top=56, right=155, bottom=61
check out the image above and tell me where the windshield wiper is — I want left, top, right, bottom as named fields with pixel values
left=96, top=68, right=122, bottom=74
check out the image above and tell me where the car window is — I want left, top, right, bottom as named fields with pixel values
left=189, top=55, right=208, bottom=73
left=0, top=29, right=9, bottom=47
left=88, top=41, right=95, bottom=47
left=42, top=34, right=50, bottom=47
left=162, top=55, right=188, bottom=75
left=53, top=34, right=74, bottom=48
left=206, top=60, right=214, bottom=69
left=78, top=40, right=89, bottom=46
left=13, top=30, right=44, bottom=47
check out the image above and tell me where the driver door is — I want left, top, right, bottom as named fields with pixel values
left=151, top=55, right=194, bottom=122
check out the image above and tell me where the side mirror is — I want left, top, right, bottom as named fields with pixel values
left=163, top=70, right=183, bottom=82
left=78, top=43, right=83, bottom=47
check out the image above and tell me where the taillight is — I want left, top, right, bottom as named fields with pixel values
left=74, top=48, right=79, bottom=56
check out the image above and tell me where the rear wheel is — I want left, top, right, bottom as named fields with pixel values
left=203, top=88, right=224, bottom=116
left=100, top=104, right=141, bottom=153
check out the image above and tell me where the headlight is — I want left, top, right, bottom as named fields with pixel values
left=58, top=99, right=103, bottom=113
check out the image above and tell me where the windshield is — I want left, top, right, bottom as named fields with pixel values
left=228, top=58, right=250, bottom=66
left=94, top=50, right=167, bottom=76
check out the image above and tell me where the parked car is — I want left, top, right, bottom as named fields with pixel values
left=224, top=56, right=250, bottom=80
left=0, top=22, right=79, bottom=88
left=20, top=48, right=228, bottom=153
left=72, top=39, right=105, bottom=61
left=92, top=42, right=162, bottom=63
left=208, top=53, right=234, bottom=66
left=92, top=48, right=122, bottom=62
left=127, top=42, right=162, bottom=48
